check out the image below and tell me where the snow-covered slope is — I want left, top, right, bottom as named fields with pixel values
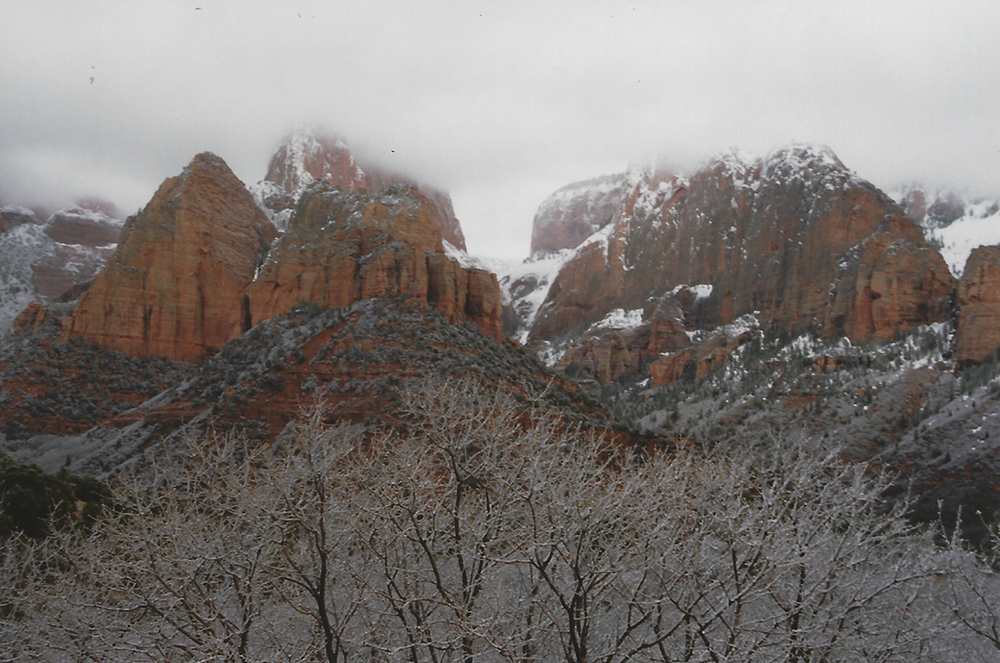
left=928, top=210, right=1000, bottom=276
left=0, top=205, right=122, bottom=337
left=890, top=186, right=1000, bottom=276
left=0, top=219, right=51, bottom=336
left=490, top=250, right=576, bottom=343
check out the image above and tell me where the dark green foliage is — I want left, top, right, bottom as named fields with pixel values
left=0, top=452, right=110, bottom=539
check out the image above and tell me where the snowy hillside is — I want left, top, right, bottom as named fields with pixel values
left=926, top=206, right=1000, bottom=276
left=0, top=219, right=51, bottom=336
left=890, top=186, right=1000, bottom=276
left=0, top=205, right=122, bottom=336
left=488, top=249, right=575, bottom=343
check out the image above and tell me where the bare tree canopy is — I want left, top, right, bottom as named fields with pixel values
left=3, top=380, right=998, bottom=662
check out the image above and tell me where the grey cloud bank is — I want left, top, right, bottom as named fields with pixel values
left=1, top=0, right=997, bottom=260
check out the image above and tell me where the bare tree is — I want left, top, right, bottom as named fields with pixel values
left=3, top=379, right=998, bottom=662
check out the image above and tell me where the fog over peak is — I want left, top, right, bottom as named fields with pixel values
left=2, top=0, right=997, bottom=260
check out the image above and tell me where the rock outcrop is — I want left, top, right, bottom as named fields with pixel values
left=12, top=301, right=50, bottom=332
left=530, top=173, right=627, bottom=256
left=551, top=290, right=696, bottom=384
left=253, top=131, right=467, bottom=250
left=955, top=245, right=1000, bottom=364
left=247, top=184, right=502, bottom=341
left=66, top=153, right=277, bottom=362
left=1, top=206, right=37, bottom=233
left=33, top=207, right=122, bottom=300
left=649, top=317, right=756, bottom=387
left=530, top=146, right=955, bottom=352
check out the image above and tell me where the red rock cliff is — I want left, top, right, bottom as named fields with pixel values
left=254, top=131, right=467, bottom=251
left=530, top=146, right=955, bottom=347
left=66, top=153, right=277, bottom=362
left=247, top=184, right=502, bottom=341
left=530, top=173, right=628, bottom=256
left=955, top=245, right=1000, bottom=364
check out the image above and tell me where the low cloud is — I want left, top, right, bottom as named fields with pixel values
left=2, top=1, right=997, bottom=259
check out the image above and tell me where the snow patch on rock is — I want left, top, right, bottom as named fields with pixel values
left=594, top=308, right=644, bottom=331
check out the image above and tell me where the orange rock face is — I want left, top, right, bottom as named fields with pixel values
left=531, top=147, right=955, bottom=348
left=955, top=245, right=1000, bottom=364
left=66, top=153, right=277, bottom=362
left=553, top=295, right=692, bottom=384
left=257, top=131, right=467, bottom=250
left=247, top=184, right=503, bottom=341
left=649, top=327, right=753, bottom=387
left=530, top=174, right=628, bottom=256
left=12, top=302, right=49, bottom=332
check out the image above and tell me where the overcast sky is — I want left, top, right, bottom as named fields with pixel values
left=1, top=1, right=997, bottom=260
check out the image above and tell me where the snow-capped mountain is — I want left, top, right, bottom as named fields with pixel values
left=509, top=145, right=956, bottom=385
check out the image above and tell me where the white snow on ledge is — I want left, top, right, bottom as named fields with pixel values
left=443, top=240, right=489, bottom=271
left=670, top=283, right=714, bottom=300
left=595, top=308, right=644, bottom=331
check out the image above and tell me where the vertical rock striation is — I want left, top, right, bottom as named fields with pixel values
left=67, top=153, right=277, bottom=362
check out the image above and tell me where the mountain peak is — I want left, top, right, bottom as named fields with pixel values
left=67, top=153, right=277, bottom=362
left=253, top=129, right=467, bottom=250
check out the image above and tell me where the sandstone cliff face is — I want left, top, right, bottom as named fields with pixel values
left=67, top=153, right=277, bottom=362
left=531, top=147, right=954, bottom=351
left=648, top=317, right=756, bottom=387
left=247, top=184, right=503, bottom=341
left=530, top=173, right=628, bottom=256
left=551, top=290, right=695, bottom=384
left=253, top=131, right=467, bottom=250
left=955, top=245, right=1000, bottom=364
